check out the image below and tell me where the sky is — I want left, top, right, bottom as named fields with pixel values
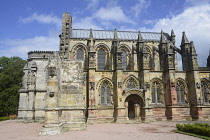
left=0, top=0, right=210, bottom=67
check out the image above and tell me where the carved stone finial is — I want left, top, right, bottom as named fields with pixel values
left=89, top=28, right=93, bottom=39
left=171, top=29, right=175, bottom=37
left=138, top=31, right=143, bottom=41
left=181, top=31, right=189, bottom=45
left=160, top=30, right=166, bottom=43
left=114, top=28, right=118, bottom=40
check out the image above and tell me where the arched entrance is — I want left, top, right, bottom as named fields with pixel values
left=125, top=94, right=143, bottom=120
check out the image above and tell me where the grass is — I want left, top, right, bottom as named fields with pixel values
left=174, top=130, right=210, bottom=140
left=0, top=116, right=10, bottom=121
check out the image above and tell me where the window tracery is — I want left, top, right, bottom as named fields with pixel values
left=151, top=81, right=163, bottom=104
left=176, top=81, right=186, bottom=104
left=125, top=77, right=138, bottom=89
left=100, top=80, right=112, bottom=105
left=201, top=80, right=210, bottom=104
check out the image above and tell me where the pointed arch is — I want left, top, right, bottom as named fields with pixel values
left=175, top=78, right=188, bottom=104
left=150, top=78, right=164, bottom=104
left=95, top=44, right=110, bottom=70
left=72, top=43, right=88, bottom=60
left=123, top=75, right=139, bottom=89
left=97, top=78, right=113, bottom=105
left=95, top=43, right=110, bottom=54
left=144, top=45, right=152, bottom=55
left=120, top=44, right=131, bottom=54
left=201, top=78, right=210, bottom=104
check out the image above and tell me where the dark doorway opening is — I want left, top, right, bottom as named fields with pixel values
left=128, top=101, right=135, bottom=119
left=125, top=94, right=142, bottom=120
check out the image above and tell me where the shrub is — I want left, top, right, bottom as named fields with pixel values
left=0, top=116, right=10, bottom=121
left=176, top=123, right=210, bottom=137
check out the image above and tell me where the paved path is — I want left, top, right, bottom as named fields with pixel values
left=0, top=120, right=202, bottom=140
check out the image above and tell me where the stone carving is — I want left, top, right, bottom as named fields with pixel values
left=144, top=82, right=150, bottom=89
left=118, top=82, right=122, bottom=88
left=196, top=82, right=201, bottom=89
left=49, top=67, right=57, bottom=77
left=27, top=71, right=36, bottom=85
left=31, top=71, right=36, bottom=85
left=90, top=82, right=95, bottom=90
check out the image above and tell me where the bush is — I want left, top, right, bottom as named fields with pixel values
left=0, top=116, right=10, bottom=121
left=176, top=123, right=210, bottom=137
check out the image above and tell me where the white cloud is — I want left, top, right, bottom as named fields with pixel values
left=141, top=4, right=210, bottom=67
left=19, top=13, right=61, bottom=28
left=73, top=16, right=102, bottom=29
left=87, top=0, right=99, bottom=9
left=94, top=6, right=135, bottom=24
left=0, top=36, right=59, bottom=60
left=185, top=0, right=210, bottom=7
left=132, top=0, right=151, bottom=17
left=1, top=13, right=62, bottom=60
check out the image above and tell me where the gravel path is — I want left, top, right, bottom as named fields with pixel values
left=0, top=120, right=202, bottom=140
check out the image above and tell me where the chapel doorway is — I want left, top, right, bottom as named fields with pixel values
left=125, top=94, right=142, bottom=120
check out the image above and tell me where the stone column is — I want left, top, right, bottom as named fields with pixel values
left=87, top=51, right=97, bottom=124
left=17, top=90, right=29, bottom=122
left=134, top=104, right=139, bottom=120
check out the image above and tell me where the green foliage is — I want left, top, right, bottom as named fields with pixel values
left=0, top=56, right=26, bottom=117
left=176, top=123, right=210, bottom=137
left=0, top=116, right=10, bottom=121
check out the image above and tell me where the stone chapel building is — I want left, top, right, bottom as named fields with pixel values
left=17, top=12, right=210, bottom=135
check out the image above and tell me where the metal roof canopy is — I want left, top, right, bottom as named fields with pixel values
left=71, top=29, right=169, bottom=41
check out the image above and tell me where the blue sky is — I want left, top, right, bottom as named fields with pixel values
left=0, top=0, right=210, bottom=67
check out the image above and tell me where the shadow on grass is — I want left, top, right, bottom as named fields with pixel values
left=173, top=130, right=210, bottom=140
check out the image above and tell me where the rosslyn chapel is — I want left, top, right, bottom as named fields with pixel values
left=17, top=12, right=210, bottom=135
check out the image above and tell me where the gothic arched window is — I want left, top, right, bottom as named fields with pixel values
left=201, top=81, right=209, bottom=104
left=100, top=81, right=111, bottom=105
left=122, top=50, right=127, bottom=70
left=176, top=81, right=185, bottom=103
left=126, top=77, right=138, bottom=89
left=76, top=48, right=84, bottom=60
left=151, top=81, right=162, bottom=103
left=98, top=48, right=106, bottom=70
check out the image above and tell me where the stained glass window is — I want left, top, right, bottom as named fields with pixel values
left=98, top=48, right=106, bottom=70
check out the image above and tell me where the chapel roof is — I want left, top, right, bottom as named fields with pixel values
left=71, top=29, right=170, bottom=41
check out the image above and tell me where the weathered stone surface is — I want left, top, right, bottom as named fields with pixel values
left=17, top=12, right=210, bottom=135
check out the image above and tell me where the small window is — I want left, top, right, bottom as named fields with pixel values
left=151, top=81, right=162, bottom=103
left=76, top=48, right=84, bottom=60
left=100, top=81, right=111, bottom=105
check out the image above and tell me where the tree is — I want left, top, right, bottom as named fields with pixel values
left=0, top=56, right=26, bottom=116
